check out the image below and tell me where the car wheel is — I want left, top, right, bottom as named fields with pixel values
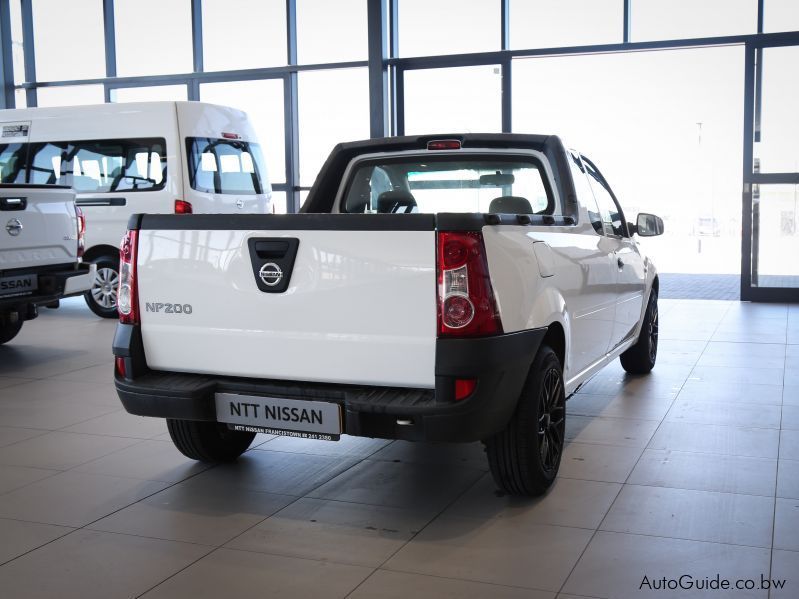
left=485, top=344, right=566, bottom=496
left=620, top=288, right=659, bottom=374
left=166, top=419, right=255, bottom=462
left=85, top=256, right=120, bottom=319
left=0, top=314, right=23, bottom=345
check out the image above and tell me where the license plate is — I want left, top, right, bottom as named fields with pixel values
left=214, top=393, right=342, bottom=441
left=0, top=273, right=37, bottom=297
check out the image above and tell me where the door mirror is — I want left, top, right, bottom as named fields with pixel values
left=635, top=213, right=664, bottom=237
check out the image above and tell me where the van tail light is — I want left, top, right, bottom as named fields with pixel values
left=437, top=231, right=502, bottom=337
left=118, top=230, right=139, bottom=324
left=175, top=199, right=193, bottom=214
left=75, top=205, right=85, bottom=258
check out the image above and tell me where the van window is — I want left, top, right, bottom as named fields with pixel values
left=186, top=137, right=269, bottom=195
left=4, top=138, right=167, bottom=192
left=0, top=143, right=27, bottom=184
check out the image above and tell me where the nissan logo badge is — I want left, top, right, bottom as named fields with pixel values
left=6, top=218, right=22, bottom=236
left=259, top=262, right=283, bottom=287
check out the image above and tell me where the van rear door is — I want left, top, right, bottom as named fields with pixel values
left=176, top=102, right=270, bottom=215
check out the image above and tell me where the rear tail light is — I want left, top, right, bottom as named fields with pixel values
left=75, top=205, right=85, bottom=258
left=115, top=357, right=127, bottom=378
left=437, top=231, right=502, bottom=337
left=175, top=199, right=193, bottom=214
left=454, top=378, right=477, bottom=400
left=118, top=230, right=139, bottom=324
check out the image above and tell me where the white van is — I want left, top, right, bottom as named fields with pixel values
left=0, top=101, right=272, bottom=317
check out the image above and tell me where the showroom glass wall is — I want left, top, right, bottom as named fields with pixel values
left=0, top=0, right=798, bottom=300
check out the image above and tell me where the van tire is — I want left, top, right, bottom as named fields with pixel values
left=166, top=419, right=255, bottom=462
left=484, top=344, right=565, bottom=496
left=85, top=255, right=119, bottom=319
left=0, top=316, right=23, bottom=345
left=620, top=289, right=659, bottom=374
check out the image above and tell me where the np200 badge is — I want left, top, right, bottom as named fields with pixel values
left=145, top=302, right=193, bottom=314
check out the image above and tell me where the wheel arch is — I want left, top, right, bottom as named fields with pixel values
left=83, top=244, right=119, bottom=264
left=541, top=321, right=566, bottom=369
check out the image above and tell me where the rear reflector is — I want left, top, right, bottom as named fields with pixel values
left=454, top=378, right=477, bottom=401
left=175, top=199, right=193, bottom=214
left=115, top=357, right=126, bottom=378
left=427, top=139, right=461, bottom=151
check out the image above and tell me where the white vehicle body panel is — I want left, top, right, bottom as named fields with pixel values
left=0, top=102, right=270, bottom=257
left=0, top=186, right=80, bottom=269
left=138, top=228, right=437, bottom=387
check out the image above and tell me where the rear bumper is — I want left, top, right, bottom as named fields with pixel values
left=0, top=263, right=95, bottom=313
left=113, top=326, right=547, bottom=443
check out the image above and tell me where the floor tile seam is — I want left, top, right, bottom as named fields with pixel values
left=0, top=467, right=63, bottom=499
left=0, top=460, right=221, bottom=570
left=349, top=565, right=561, bottom=598
left=341, top=471, right=488, bottom=599
left=610, top=481, right=781, bottom=501
left=768, top=347, right=788, bottom=586
left=0, top=523, right=75, bottom=568
left=560, top=310, right=709, bottom=598
left=593, top=525, right=775, bottom=551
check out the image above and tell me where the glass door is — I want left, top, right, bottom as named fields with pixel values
left=742, top=40, right=799, bottom=301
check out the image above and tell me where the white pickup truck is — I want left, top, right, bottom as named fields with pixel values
left=0, top=184, right=95, bottom=343
left=113, top=134, right=663, bottom=496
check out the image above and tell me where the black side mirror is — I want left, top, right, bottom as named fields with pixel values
left=635, top=213, right=664, bottom=237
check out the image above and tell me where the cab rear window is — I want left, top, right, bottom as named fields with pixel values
left=341, top=155, right=557, bottom=215
left=186, top=137, right=269, bottom=195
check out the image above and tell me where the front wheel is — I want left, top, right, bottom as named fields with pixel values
left=84, top=256, right=119, bottom=319
left=619, top=288, right=659, bottom=374
left=0, top=314, right=23, bottom=345
left=167, top=419, right=255, bottom=462
left=485, top=344, right=566, bottom=496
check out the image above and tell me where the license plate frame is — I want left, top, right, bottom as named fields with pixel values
left=214, top=392, right=342, bottom=441
left=0, top=273, right=37, bottom=298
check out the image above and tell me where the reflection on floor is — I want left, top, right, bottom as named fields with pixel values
left=660, top=273, right=740, bottom=301
left=0, top=298, right=797, bottom=598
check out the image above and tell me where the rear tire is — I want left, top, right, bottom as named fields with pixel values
left=166, top=419, right=255, bottom=462
left=485, top=344, right=566, bottom=496
left=620, top=289, right=659, bottom=375
left=0, top=315, right=23, bottom=345
left=85, top=256, right=119, bottom=319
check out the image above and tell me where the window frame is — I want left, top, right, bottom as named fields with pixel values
left=185, top=136, right=268, bottom=195
left=581, top=154, right=629, bottom=238
left=335, top=149, right=561, bottom=217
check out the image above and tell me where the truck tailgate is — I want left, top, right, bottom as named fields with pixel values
left=137, top=216, right=437, bottom=388
left=0, top=185, right=78, bottom=270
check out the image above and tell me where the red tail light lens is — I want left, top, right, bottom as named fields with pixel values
left=115, top=356, right=127, bottom=378
left=437, top=231, right=502, bottom=337
left=175, top=199, right=193, bottom=214
left=454, top=378, right=477, bottom=401
left=118, top=230, right=139, bottom=324
left=75, top=205, right=85, bottom=258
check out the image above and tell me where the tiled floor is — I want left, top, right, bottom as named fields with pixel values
left=0, top=297, right=797, bottom=598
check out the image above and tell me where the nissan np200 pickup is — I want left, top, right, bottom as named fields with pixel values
left=113, top=134, right=664, bottom=496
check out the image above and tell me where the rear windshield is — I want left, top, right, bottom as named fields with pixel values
left=341, top=155, right=555, bottom=215
left=0, top=138, right=167, bottom=192
left=186, top=137, right=269, bottom=195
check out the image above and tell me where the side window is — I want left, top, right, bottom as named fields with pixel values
left=26, top=138, right=167, bottom=192
left=583, top=157, right=626, bottom=237
left=0, top=143, right=28, bottom=184
left=568, top=152, right=602, bottom=234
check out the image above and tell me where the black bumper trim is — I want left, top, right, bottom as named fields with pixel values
left=0, top=263, right=93, bottom=313
left=113, top=327, right=547, bottom=443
